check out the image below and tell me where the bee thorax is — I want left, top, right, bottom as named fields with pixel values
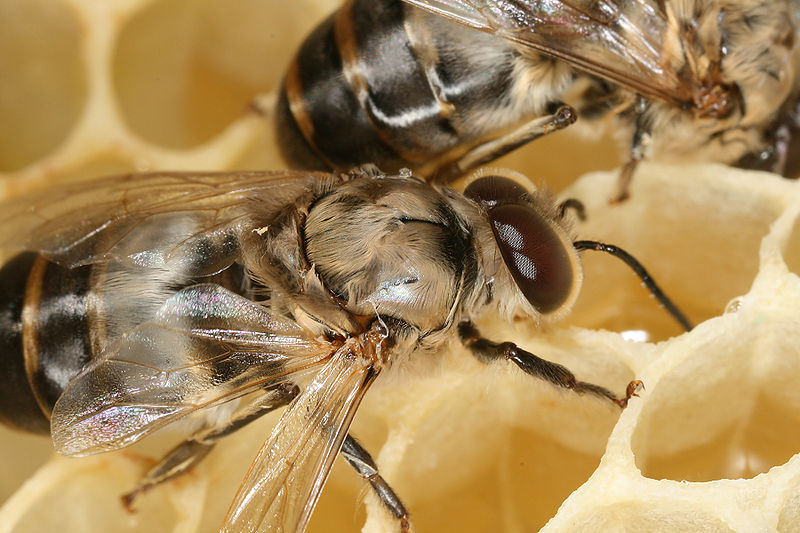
left=304, top=176, right=477, bottom=333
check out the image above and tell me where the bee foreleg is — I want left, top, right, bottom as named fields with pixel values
left=458, top=320, right=641, bottom=408
left=121, top=382, right=300, bottom=511
left=557, top=198, right=587, bottom=221
left=341, top=434, right=411, bottom=533
left=434, top=104, right=577, bottom=182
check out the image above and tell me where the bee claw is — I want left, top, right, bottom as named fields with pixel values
left=625, top=380, right=645, bottom=404
left=120, top=490, right=140, bottom=514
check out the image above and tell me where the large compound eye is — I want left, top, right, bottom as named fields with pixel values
left=488, top=203, right=574, bottom=314
left=464, top=175, right=531, bottom=207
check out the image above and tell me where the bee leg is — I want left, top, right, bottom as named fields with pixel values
left=458, top=320, right=642, bottom=408
left=434, top=104, right=577, bottom=182
left=613, top=100, right=651, bottom=203
left=121, top=382, right=300, bottom=511
left=768, top=120, right=796, bottom=176
left=613, top=159, right=638, bottom=204
left=557, top=198, right=586, bottom=221
left=574, top=81, right=624, bottom=120
left=341, top=435, right=411, bottom=533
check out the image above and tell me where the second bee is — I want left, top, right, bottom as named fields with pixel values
left=276, top=0, right=577, bottom=179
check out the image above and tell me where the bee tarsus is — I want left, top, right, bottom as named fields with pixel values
left=341, top=435, right=411, bottom=532
left=433, top=104, right=578, bottom=182
left=458, top=320, right=638, bottom=408
left=557, top=198, right=587, bottom=221
left=121, top=382, right=301, bottom=511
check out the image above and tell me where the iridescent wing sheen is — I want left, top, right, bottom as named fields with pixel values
left=221, top=337, right=379, bottom=533
left=50, top=284, right=335, bottom=456
left=402, top=0, right=698, bottom=106
left=0, top=170, right=324, bottom=269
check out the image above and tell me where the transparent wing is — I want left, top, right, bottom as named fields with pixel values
left=51, top=284, right=334, bottom=456
left=0, top=170, right=323, bottom=268
left=221, top=337, right=380, bottom=533
left=403, top=0, right=696, bottom=106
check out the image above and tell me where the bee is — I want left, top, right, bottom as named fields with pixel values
left=277, top=0, right=800, bottom=199
left=276, top=0, right=579, bottom=181
left=0, top=166, right=688, bottom=532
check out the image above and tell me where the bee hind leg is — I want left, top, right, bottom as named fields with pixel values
left=433, top=104, right=577, bottom=182
left=458, top=320, right=642, bottom=409
left=121, top=382, right=300, bottom=511
left=341, top=435, right=411, bottom=533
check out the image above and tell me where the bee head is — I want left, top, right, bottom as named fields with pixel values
left=464, top=170, right=581, bottom=321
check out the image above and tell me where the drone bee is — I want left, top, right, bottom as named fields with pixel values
left=278, top=0, right=800, bottom=198
left=276, top=0, right=579, bottom=181
left=0, top=167, right=688, bottom=532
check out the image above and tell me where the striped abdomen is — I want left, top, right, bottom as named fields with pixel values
left=276, top=0, right=526, bottom=173
left=0, top=253, right=95, bottom=433
left=0, top=253, right=244, bottom=435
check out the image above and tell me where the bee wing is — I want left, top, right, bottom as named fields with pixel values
left=221, top=336, right=380, bottom=533
left=0, top=170, right=324, bottom=269
left=403, top=0, right=693, bottom=106
left=51, top=283, right=334, bottom=456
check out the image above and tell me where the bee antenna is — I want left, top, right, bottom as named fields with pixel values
left=573, top=240, right=693, bottom=332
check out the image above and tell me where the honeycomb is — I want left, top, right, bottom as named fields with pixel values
left=1, top=1, right=799, bottom=532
